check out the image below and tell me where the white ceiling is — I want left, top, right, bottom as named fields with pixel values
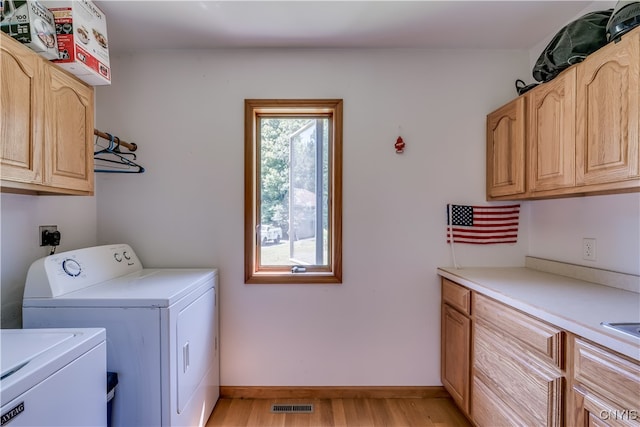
left=94, top=1, right=597, bottom=53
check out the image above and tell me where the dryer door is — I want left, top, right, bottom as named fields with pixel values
left=176, top=287, right=216, bottom=413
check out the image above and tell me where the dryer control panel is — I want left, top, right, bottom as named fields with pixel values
left=24, top=244, right=143, bottom=298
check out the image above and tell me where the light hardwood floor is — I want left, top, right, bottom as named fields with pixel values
left=206, top=397, right=471, bottom=426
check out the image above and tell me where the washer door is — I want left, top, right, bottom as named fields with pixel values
left=176, top=287, right=216, bottom=413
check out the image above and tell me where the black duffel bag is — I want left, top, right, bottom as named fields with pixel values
left=532, top=10, right=613, bottom=83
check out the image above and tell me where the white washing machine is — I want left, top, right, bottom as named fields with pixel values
left=1, top=328, right=106, bottom=427
left=22, top=244, right=219, bottom=427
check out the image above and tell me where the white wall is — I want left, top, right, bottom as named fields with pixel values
left=95, top=48, right=531, bottom=386
left=4, top=0, right=635, bottom=383
left=528, top=194, right=640, bottom=275
left=0, top=194, right=97, bottom=327
left=2, top=18, right=637, bottom=386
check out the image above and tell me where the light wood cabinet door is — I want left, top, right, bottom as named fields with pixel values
left=528, top=68, right=576, bottom=192
left=441, top=304, right=470, bottom=414
left=486, top=96, right=526, bottom=199
left=0, top=34, right=43, bottom=184
left=573, top=385, right=639, bottom=427
left=43, top=66, right=94, bottom=193
left=473, top=322, right=564, bottom=427
left=472, top=375, right=527, bottom=427
left=570, top=337, right=640, bottom=427
left=576, top=28, right=640, bottom=186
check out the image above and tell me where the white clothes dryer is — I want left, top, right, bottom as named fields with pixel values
left=1, top=328, right=106, bottom=427
left=22, top=244, right=219, bottom=427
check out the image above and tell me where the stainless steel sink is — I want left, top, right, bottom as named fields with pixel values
left=601, top=322, right=640, bottom=339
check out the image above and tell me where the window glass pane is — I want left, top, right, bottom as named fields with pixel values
left=259, top=117, right=329, bottom=267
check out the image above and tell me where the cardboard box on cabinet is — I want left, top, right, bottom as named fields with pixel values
left=0, top=0, right=59, bottom=60
left=46, top=0, right=110, bottom=86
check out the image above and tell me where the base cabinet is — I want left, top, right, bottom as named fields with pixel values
left=441, top=304, right=470, bottom=413
left=572, top=385, right=638, bottom=427
left=570, top=336, right=640, bottom=427
left=472, top=297, right=564, bottom=427
left=440, top=277, right=640, bottom=427
left=440, top=279, right=471, bottom=415
left=472, top=374, right=524, bottom=427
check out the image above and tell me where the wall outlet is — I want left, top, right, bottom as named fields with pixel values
left=583, top=238, right=597, bottom=261
left=39, top=225, right=58, bottom=246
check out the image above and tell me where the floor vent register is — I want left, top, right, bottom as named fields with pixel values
left=270, top=404, right=314, bottom=413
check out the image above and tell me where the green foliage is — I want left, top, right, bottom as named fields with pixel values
left=259, top=118, right=310, bottom=230
left=260, top=117, right=330, bottom=240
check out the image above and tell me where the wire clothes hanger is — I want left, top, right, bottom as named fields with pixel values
left=94, top=131, right=145, bottom=173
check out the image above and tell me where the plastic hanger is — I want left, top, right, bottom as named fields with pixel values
left=94, top=133, right=145, bottom=173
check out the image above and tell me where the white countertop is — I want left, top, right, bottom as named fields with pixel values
left=437, top=262, right=640, bottom=362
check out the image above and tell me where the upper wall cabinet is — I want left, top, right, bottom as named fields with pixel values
left=576, top=29, right=639, bottom=187
left=1, top=33, right=94, bottom=196
left=486, top=97, right=526, bottom=199
left=528, top=68, right=576, bottom=193
left=1, top=33, right=43, bottom=185
left=44, top=66, right=94, bottom=193
left=487, top=26, right=639, bottom=201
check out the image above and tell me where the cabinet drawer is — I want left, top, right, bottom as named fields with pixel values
left=573, top=337, right=640, bottom=411
left=474, top=293, right=564, bottom=367
left=474, top=322, right=564, bottom=427
left=442, top=278, right=470, bottom=315
left=472, top=375, right=526, bottom=427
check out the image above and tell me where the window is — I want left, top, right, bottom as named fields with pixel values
left=245, top=99, right=343, bottom=284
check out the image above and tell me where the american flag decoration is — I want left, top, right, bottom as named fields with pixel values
left=447, top=204, right=520, bottom=244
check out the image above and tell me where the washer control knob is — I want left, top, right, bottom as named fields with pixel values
left=62, top=259, right=82, bottom=277
left=114, top=253, right=123, bottom=262
left=123, top=251, right=131, bottom=260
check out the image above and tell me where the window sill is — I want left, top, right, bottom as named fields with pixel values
left=245, top=272, right=342, bottom=285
